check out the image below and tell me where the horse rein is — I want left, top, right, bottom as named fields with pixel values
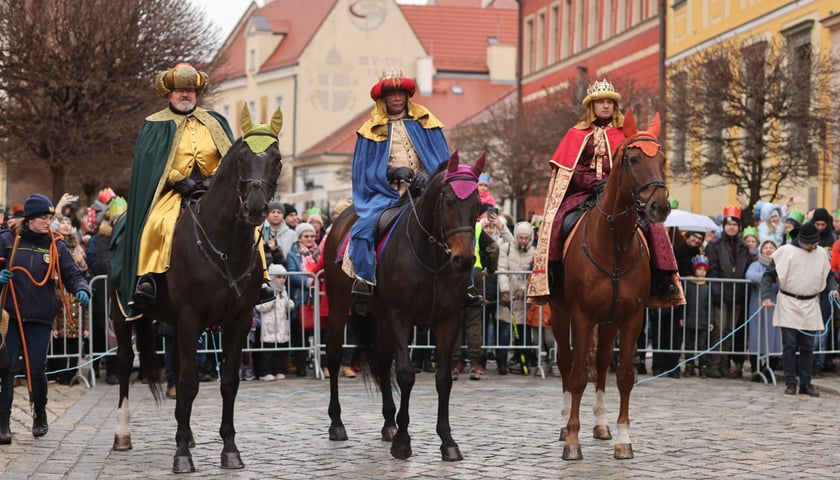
left=617, top=136, right=668, bottom=218
left=405, top=174, right=476, bottom=273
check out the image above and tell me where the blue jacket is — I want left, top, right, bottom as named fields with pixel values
left=0, top=226, right=90, bottom=326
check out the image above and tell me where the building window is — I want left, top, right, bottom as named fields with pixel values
left=587, top=0, right=597, bottom=47
left=536, top=10, right=546, bottom=70
left=524, top=17, right=534, bottom=74
left=248, top=48, right=256, bottom=72
left=548, top=4, right=558, bottom=64
left=561, top=0, right=571, bottom=58
left=274, top=95, right=283, bottom=110
left=573, top=0, right=584, bottom=54
left=602, top=0, right=614, bottom=40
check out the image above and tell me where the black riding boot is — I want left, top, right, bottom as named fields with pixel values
left=0, top=411, right=11, bottom=444
left=652, top=270, right=678, bottom=297
left=258, top=281, right=275, bottom=305
left=133, top=274, right=157, bottom=310
left=351, top=279, right=373, bottom=316
left=32, top=406, right=48, bottom=438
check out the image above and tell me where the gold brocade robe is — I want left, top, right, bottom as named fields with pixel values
left=137, top=115, right=225, bottom=275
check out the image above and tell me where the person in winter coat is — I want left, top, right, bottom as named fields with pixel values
left=745, top=240, right=781, bottom=375
left=680, top=255, right=713, bottom=377
left=254, top=264, right=294, bottom=381
left=497, top=222, right=536, bottom=375
left=0, top=194, right=90, bottom=444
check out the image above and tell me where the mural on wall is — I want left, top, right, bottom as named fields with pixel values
left=347, top=0, right=387, bottom=31
left=310, top=46, right=358, bottom=112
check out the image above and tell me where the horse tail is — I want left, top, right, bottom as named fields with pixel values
left=134, top=316, right=164, bottom=403
left=350, top=314, right=385, bottom=388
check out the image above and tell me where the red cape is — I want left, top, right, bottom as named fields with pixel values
left=549, top=126, right=625, bottom=170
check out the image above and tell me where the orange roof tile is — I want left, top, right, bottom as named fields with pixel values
left=215, top=0, right=335, bottom=80
left=400, top=4, right=518, bottom=72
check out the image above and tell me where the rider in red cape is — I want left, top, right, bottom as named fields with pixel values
left=347, top=71, right=450, bottom=308
left=528, top=79, right=681, bottom=307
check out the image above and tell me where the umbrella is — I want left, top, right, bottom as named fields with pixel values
left=664, top=209, right=718, bottom=232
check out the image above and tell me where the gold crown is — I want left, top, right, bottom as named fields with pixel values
left=582, top=78, right=621, bottom=106
left=380, top=69, right=404, bottom=81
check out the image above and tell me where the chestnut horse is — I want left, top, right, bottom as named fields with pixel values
left=110, top=106, right=283, bottom=473
left=549, top=109, right=670, bottom=460
left=323, top=151, right=484, bottom=461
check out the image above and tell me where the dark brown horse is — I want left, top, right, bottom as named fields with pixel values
left=323, top=151, right=484, bottom=461
left=550, top=108, right=670, bottom=460
left=110, top=106, right=283, bottom=473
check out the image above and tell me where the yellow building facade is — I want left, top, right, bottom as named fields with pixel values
left=665, top=0, right=839, bottom=218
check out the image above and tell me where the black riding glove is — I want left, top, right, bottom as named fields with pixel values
left=593, top=179, right=607, bottom=196
left=387, top=166, right=415, bottom=184
left=409, top=171, right=430, bottom=197
left=173, top=178, right=198, bottom=197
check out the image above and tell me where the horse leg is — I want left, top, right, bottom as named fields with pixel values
left=218, top=324, right=247, bottom=470
left=327, top=313, right=348, bottom=441
left=553, top=313, right=572, bottom=442
left=378, top=344, right=398, bottom=443
left=431, top=322, right=463, bottom=462
left=112, top=313, right=134, bottom=451
left=593, top=324, right=617, bottom=441
left=613, top=320, right=643, bottom=460
left=562, top=320, right=592, bottom=461
left=390, top=339, right=416, bottom=460
left=172, top=325, right=200, bottom=474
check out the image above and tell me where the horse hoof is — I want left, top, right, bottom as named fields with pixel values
left=381, top=425, right=397, bottom=442
left=172, top=455, right=195, bottom=474
left=329, top=426, right=348, bottom=441
left=390, top=441, right=412, bottom=460
left=562, top=444, right=583, bottom=461
left=614, top=443, right=634, bottom=459
left=112, top=434, right=132, bottom=451
left=559, top=427, right=568, bottom=442
left=441, top=445, right=463, bottom=461
left=593, top=425, right=612, bottom=440
left=221, top=451, right=245, bottom=469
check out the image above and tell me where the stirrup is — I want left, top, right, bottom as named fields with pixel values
left=351, top=279, right=373, bottom=316
left=133, top=275, right=157, bottom=310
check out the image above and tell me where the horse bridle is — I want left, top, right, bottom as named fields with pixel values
left=188, top=132, right=279, bottom=296
left=405, top=174, right=476, bottom=273
left=617, top=136, right=668, bottom=218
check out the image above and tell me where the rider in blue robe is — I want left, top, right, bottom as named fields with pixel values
left=348, top=73, right=450, bottom=310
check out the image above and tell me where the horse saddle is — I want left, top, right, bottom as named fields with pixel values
left=374, top=196, right=409, bottom=248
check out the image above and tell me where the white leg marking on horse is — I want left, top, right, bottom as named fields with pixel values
left=115, top=403, right=131, bottom=435
left=562, top=390, right=571, bottom=424
left=615, top=423, right=631, bottom=444
left=593, top=390, right=607, bottom=426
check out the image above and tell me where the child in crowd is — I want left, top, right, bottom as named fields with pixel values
left=254, top=264, right=294, bottom=381
left=681, top=255, right=713, bottom=377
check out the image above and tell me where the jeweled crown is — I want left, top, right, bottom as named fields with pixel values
left=586, top=79, right=618, bottom=98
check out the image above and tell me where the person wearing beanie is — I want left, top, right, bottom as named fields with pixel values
left=784, top=209, right=805, bottom=245
left=742, top=226, right=760, bottom=259
left=757, top=203, right=784, bottom=248
left=285, top=221, right=320, bottom=375
left=254, top=263, right=294, bottom=382
left=263, top=201, right=292, bottom=267
left=477, top=174, right=497, bottom=208
left=705, top=204, right=752, bottom=379
left=348, top=70, right=451, bottom=314
left=682, top=255, right=712, bottom=377
left=745, top=239, right=781, bottom=378
left=761, top=221, right=837, bottom=397
left=528, top=78, right=681, bottom=307
left=497, top=221, right=536, bottom=375
left=109, top=62, right=238, bottom=316
left=307, top=213, right=324, bottom=244
left=808, top=208, right=837, bottom=250
left=0, top=193, right=91, bottom=444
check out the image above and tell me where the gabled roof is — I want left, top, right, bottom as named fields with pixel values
left=215, top=0, right=335, bottom=81
left=400, top=3, right=518, bottom=72
left=298, top=78, right=515, bottom=158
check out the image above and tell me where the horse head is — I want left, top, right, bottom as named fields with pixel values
left=235, top=105, right=284, bottom=225
left=611, top=108, right=670, bottom=223
left=416, top=150, right=484, bottom=273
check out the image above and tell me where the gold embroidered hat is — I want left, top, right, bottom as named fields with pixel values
left=582, top=79, right=621, bottom=107
left=154, top=63, right=209, bottom=97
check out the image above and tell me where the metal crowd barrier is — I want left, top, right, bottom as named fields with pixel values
left=34, top=271, right=840, bottom=388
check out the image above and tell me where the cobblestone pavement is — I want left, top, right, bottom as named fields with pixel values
left=1, top=364, right=839, bottom=479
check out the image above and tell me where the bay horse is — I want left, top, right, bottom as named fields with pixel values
left=323, top=151, right=484, bottom=461
left=550, top=108, right=670, bottom=460
left=110, top=106, right=283, bottom=473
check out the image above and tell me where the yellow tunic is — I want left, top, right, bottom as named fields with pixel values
left=137, top=116, right=223, bottom=275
